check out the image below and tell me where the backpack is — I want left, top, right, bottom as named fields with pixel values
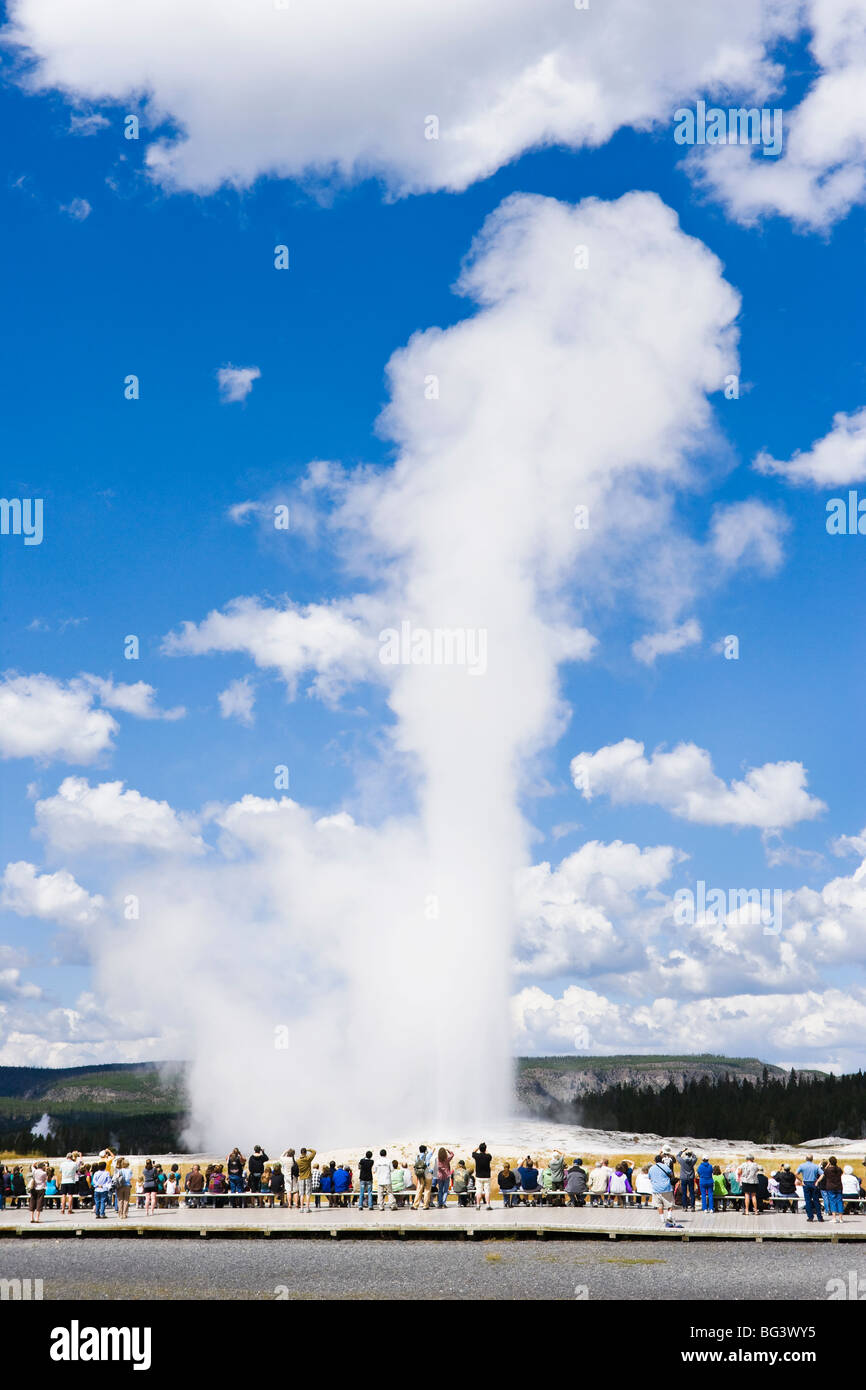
left=414, top=1153, right=428, bottom=1176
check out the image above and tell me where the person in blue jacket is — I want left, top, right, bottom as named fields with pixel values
left=319, top=1164, right=333, bottom=1206
left=697, top=1155, right=715, bottom=1212
left=332, top=1164, right=351, bottom=1208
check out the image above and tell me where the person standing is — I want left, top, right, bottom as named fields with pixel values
left=59, top=1152, right=80, bottom=1216
left=375, top=1150, right=393, bottom=1212
left=697, top=1155, right=715, bottom=1212
left=820, top=1157, right=844, bottom=1224
left=738, top=1155, right=760, bottom=1216
left=91, top=1161, right=114, bottom=1219
left=677, top=1149, right=697, bottom=1212
left=296, top=1147, right=317, bottom=1213
left=472, top=1143, right=492, bottom=1209
left=357, top=1150, right=375, bottom=1211
left=28, top=1162, right=48, bottom=1224
left=226, top=1148, right=246, bottom=1208
left=281, top=1149, right=300, bottom=1208
left=435, top=1147, right=454, bottom=1209
left=648, top=1153, right=681, bottom=1229
left=248, top=1146, right=268, bottom=1206
left=796, top=1155, right=824, bottom=1224
left=114, top=1157, right=132, bottom=1219
left=412, top=1145, right=434, bottom=1210
left=142, top=1159, right=158, bottom=1216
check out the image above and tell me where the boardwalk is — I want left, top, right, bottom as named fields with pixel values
left=3, top=1202, right=864, bottom=1241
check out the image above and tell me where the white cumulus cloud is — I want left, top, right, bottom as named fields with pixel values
left=0, top=673, right=118, bottom=764
left=754, top=407, right=866, bottom=487
left=571, top=738, right=826, bottom=830
left=1, top=860, right=105, bottom=926
left=4, top=0, right=794, bottom=197
left=688, top=0, right=866, bottom=231
left=35, top=777, right=206, bottom=856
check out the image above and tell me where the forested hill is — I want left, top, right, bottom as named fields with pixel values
left=0, top=1062, right=185, bottom=1155
left=575, top=1069, right=866, bottom=1145
left=515, top=1054, right=826, bottom=1117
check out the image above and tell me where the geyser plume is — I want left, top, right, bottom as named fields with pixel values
left=91, top=192, right=738, bottom=1147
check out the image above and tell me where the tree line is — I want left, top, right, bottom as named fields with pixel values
left=572, top=1068, right=866, bottom=1144
left=0, top=1110, right=183, bottom=1156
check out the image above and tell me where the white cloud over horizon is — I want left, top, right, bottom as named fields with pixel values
left=512, top=982, right=866, bottom=1070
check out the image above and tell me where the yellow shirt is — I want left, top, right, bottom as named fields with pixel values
left=296, top=1149, right=316, bottom=1181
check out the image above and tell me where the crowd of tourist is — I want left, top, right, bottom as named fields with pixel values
left=2, top=1144, right=864, bottom=1226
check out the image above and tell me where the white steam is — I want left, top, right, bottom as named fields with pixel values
left=87, top=191, right=739, bottom=1149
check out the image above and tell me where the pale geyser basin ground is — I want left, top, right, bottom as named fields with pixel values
left=11, top=1121, right=866, bottom=1178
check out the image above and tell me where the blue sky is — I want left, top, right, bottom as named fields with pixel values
left=2, top=2, right=866, bottom=1088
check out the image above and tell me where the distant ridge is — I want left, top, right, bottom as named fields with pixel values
left=515, top=1054, right=827, bottom=1116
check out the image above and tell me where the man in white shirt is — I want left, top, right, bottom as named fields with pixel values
left=59, top=1152, right=80, bottom=1216
left=374, top=1150, right=394, bottom=1211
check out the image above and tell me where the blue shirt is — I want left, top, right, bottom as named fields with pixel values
left=648, top=1162, right=673, bottom=1193
left=797, top=1162, right=821, bottom=1184
left=517, top=1165, right=539, bottom=1190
